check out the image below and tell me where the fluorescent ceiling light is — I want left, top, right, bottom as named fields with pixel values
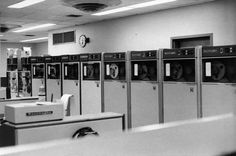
left=93, top=0, right=177, bottom=16
left=0, top=35, right=3, bottom=37
left=13, top=23, right=56, bottom=33
left=20, top=37, right=48, bottom=42
left=8, top=0, right=46, bottom=9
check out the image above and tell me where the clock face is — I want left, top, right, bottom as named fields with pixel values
left=79, top=35, right=87, bottom=48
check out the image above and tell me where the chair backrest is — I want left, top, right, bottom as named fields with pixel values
left=60, top=94, right=73, bottom=116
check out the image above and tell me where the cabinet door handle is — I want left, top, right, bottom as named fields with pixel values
left=153, top=86, right=156, bottom=90
left=190, top=87, right=194, bottom=92
left=122, top=85, right=125, bottom=89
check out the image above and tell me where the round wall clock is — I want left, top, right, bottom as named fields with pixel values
left=79, top=35, right=89, bottom=48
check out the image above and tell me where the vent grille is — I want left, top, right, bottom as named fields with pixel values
left=66, top=14, right=83, bottom=18
left=0, top=24, right=21, bottom=33
left=0, top=39, right=7, bottom=42
left=73, top=3, right=108, bottom=12
left=24, top=34, right=36, bottom=37
left=53, top=31, right=75, bottom=45
left=62, top=0, right=121, bottom=12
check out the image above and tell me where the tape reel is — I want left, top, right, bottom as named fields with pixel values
left=138, top=64, right=148, bottom=80
left=211, top=61, right=225, bottom=81
left=171, top=62, right=183, bottom=80
left=87, top=64, right=94, bottom=78
left=110, top=63, right=119, bottom=79
left=226, top=61, right=236, bottom=82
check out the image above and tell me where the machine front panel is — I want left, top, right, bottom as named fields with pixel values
left=202, top=84, right=236, bottom=117
left=202, top=45, right=236, bottom=57
left=15, top=117, right=122, bottom=145
left=63, top=80, right=80, bottom=115
left=104, top=62, right=126, bottom=81
left=104, top=81, right=128, bottom=127
left=81, top=81, right=101, bottom=114
left=46, top=79, right=61, bottom=101
left=32, top=64, right=45, bottom=79
left=82, top=63, right=100, bottom=81
left=131, top=60, right=157, bottom=81
left=130, top=50, right=157, bottom=60
left=18, top=71, right=32, bottom=97
left=63, top=63, right=79, bottom=80
left=162, top=48, right=195, bottom=59
left=131, top=82, right=159, bottom=128
left=32, top=79, right=45, bottom=97
left=163, top=83, right=198, bottom=122
left=47, top=64, right=61, bottom=79
left=164, top=59, right=195, bottom=82
left=202, top=58, right=236, bottom=83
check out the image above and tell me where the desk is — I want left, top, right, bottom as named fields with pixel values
left=0, top=114, right=235, bottom=156
left=0, top=112, right=124, bottom=146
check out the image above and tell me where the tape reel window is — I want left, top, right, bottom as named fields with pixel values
left=104, top=62, right=126, bottom=80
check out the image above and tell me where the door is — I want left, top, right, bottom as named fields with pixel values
left=46, top=63, right=61, bottom=101
left=62, top=63, right=80, bottom=115
left=81, top=62, right=101, bottom=114
left=104, top=61, right=127, bottom=127
left=202, top=58, right=236, bottom=117
left=130, top=60, right=159, bottom=127
left=32, top=64, right=45, bottom=97
left=163, top=59, right=197, bottom=122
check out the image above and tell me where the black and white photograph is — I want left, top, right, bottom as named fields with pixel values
left=0, top=0, right=236, bottom=155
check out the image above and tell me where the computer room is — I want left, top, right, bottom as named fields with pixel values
left=0, top=0, right=236, bottom=155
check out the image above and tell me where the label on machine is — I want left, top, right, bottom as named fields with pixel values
left=48, top=66, right=50, bottom=75
left=106, top=64, right=110, bottom=76
left=166, top=63, right=170, bottom=77
left=65, top=66, right=68, bottom=76
left=33, top=66, right=36, bottom=75
left=84, top=66, right=87, bottom=76
left=205, top=62, right=211, bottom=77
left=134, top=64, right=138, bottom=76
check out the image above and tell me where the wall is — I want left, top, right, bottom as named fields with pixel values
left=48, top=0, right=236, bottom=55
left=31, top=42, right=48, bottom=56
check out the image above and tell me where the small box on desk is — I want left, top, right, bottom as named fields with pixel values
left=5, top=102, right=64, bottom=124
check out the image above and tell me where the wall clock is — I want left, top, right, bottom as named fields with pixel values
left=79, top=35, right=89, bottom=48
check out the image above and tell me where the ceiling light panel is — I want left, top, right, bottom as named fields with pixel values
left=93, top=0, right=177, bottom=16
left=13, top=23, right=56, bottom=33
left=20, top=37, right=48, bottom=42
left=8, top=0, right=46, bottom=9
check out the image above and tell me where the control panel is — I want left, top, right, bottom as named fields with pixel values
left=29, top=57, right=38, bottom=63
left=61, top=55, right=69, bottom=62
left=103, top=52, right=126, bottom=61
left=62, top=55, right=80, bottom=62
left=80, top=53, right=101, bottom=61
left=131, top=50, right=157, bottom=60
left=69, top=55, right=80, bottom=62
left=202, top=45, right=236, bottom=57
left=21, top=57, right=30, bottom=65
left=163, top=48, right=195, bottom=59
left=52, top=56, right=61, bottom=62
left=44, top=56, right=52, bottom=63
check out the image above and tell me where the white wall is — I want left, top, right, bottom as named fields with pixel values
left=48, top=0, right=236, bottom=55
left=31, top=42, right=48, bottom=56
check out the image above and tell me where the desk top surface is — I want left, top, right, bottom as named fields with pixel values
left=4, top=112, right=123, bottom=129
left=0, top=114, right=235, bottom=156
